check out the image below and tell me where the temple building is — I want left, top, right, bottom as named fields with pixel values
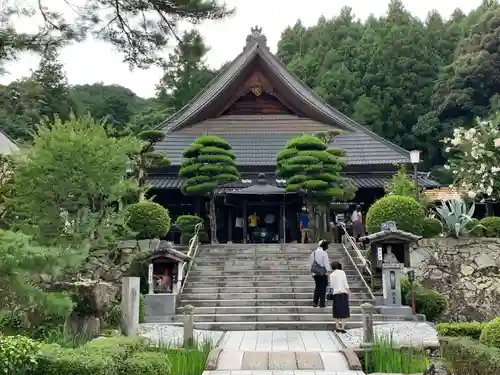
left=147, top=27, right=439, bottom=243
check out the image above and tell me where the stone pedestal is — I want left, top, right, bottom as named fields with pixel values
left=144, top=294, right=177, bottom=323
left=379, top=263, right=412, bottom=317
left=121, top=277, right=140, bottom=336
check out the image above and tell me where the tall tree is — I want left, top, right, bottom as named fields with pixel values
left=156, top=30, right=216, bottom=112
left=31, top=47, right=73, bottom=122
left=8, top=115, right=142, bottom=250
left=276, top=134, right=355, bottom=240
left=4, top=0, right=233, bottom=68
left=179, top=136, right=239, bottom=244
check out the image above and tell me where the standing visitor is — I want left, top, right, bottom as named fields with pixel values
left=299, top=207, right=310, bottom=243
left=351, top=205, right=365, bottom=241
left=235, top=215, right=244, bottom=242
left=310, top=240, right=331, bottom=308
left=329, top=261, right=350, bottom=333
left=248, top=212, right=259, bottom=243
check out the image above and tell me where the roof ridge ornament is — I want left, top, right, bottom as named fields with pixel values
left=245, top=25, right=267, bottom=49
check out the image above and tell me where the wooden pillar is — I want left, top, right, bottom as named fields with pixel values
left=280, top=203, right=284, bottom=243
left=243, top=200, right=248, bottom=244
left=195, top=197, right=201, bottom=216
left=228, top=209, right=233, bottom=243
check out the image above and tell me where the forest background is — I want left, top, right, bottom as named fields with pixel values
left=2, top=0, right=500, bottom=184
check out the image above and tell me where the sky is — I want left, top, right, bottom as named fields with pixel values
left=0, top=0, right=484, bottom=98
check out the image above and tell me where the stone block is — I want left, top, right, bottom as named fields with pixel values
left=295, top=351, right=324, bottom=370
left=241, top=351, right=269, bottom=370
left=268, top=352, right=297, bottom=370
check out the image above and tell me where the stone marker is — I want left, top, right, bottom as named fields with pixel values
left=121, top=277, right=140, bottom=336
left=361, top=302, right=375, bottom=346
left=181, top=304, right=195, bottom=346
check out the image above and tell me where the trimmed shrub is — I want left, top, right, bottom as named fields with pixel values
left=124, top=351, right=171, bottom=375
left=126, top=201, right=171, bottom=239
left=0, top=335, right=40, bottom=375
left=176, top=215, right=208, bottom=245
left=467, top=217, right=483, bottom=237
left=436, top=322, right=485, bottom=340
left=422, top=217, right=442, bottom=238
left=480, top=317, right=500, bottom=348
left=365, top=195, right=425, bottom=234
left=411, top=286, right=447, bottom=321
left=480, top=216, right=500, bottom=237
left=441, top=336, right=500, bottom=375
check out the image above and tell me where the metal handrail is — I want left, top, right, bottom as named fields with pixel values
left=177, top=223, right=202, bottom=297
left=338, top=221, right=374, bottom=299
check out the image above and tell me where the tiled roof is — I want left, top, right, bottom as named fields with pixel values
left=146, top=173, right=439, bottom=190
left=155, top=130, right=410, bottom=166
left=155, top=28, right=410, bottom=166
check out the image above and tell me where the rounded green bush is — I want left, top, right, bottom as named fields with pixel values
left=365, top=195, right=425, bottom=234
left=467, top=218, right=483, bottom=237
left=436, top=322, right=485, bottom=340
left=406, top=286, right=447, bottom=321
left=126, top=201, right=171, bottom=239
left=0, top=335, right=40, bottom=374
left=480, top=216, right=500, bottom=237
left=480, top=317, right=500, bottom=348
left=124, top=351, right=171, bottom=375
left=175, top=215, right=204, bottom=233
left=422, top=217, right=443, bottom=238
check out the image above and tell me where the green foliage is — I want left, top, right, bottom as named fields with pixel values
left=8, top=115, right=142, bottom=247
left=467, top=218, right=484, bottom=237
left=384, top=165, right=418, bottom=197
left=436, top=322, right=485, bottom=340
left=105, top=295, right=145, bottom=329
left=480, top=317, right=500, bottom=348
left=406, top=285, right=447, bottom=322
left=276, top=134, right=356, bottom=202
left=126, top=201, right=171, bottom=239
left=179, top=135, right=239, bottom=195
left=367, top=334, right=429, bottom=374
left=480, top=216, right=500, bottom=237
left=0, top=335, right=40, bottom=375
left=157, top=30, right=217, bottom=112
left=176, top=215, right=206, bottom=245
left=365, top=195, right=425, bottom=234
left=422, top=217, right=443, bottom=238
left=441, top=336, right=500, bottom=375
left=124, top=351, right=171, bottom=375
left=0, top=230, right=77, bottom=324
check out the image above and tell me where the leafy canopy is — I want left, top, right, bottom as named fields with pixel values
left=0, top=230, right=83, bottom=321
left=179, top=135, right=240, bottom=195
left=8, top=115, right=142, bottom=247
left=276, top=135, right=355, bottom=202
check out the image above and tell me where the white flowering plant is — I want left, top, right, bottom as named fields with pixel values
left=443, top=115, right=500, bottom=200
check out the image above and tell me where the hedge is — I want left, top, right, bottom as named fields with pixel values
left=436, top=322, right=484, bottom=340
left=440, top=336, right=500, bottom=375
left=0, top=335, right=41, bottom=375
left=365, top=195, right=425, bottom=234
left=421, top=217, right=442, bottom=238
left=480, top=317, right=500, bottom=348
left=480, top=216, right=500, bottom=237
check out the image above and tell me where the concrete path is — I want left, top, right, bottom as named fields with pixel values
left=338, top=322, right=439, bottom=349
left=140, top=325, right=364, bottom=374
left=204, top=331, right=363, bottom=375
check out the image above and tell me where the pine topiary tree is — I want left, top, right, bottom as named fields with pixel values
left=179, top=136, right=240, bottom=244
left=276, top=134, right=356, bottom=239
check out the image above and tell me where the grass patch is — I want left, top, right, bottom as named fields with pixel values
left=157, top=335, right=214, bottom=375
left=365, top=333, right=430, bottom=374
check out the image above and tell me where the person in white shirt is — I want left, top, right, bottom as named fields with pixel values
left=351, top=205, right=365, bottom=241
left=309, top=240, right=332, bottom=308
left=329, top=261, right=351, bottom=333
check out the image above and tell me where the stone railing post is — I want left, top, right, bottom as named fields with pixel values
left=121, top=277, right=140, bottom=337
left=361, top=302, right=375, bottom=346
left=181, top=304, right=195, bottom=346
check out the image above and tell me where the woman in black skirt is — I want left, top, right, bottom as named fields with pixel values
left=329, top=261, right=350, bottom=333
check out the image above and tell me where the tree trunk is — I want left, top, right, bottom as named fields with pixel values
left=306, top=199, right=316, bottom=242
left=209, top=195, right=218, bottom=244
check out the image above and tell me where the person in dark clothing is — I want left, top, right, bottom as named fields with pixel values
left=309, top=239, right=331, bottom=308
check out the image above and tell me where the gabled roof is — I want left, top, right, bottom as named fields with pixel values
left=156, top=26, right=410, bottom=165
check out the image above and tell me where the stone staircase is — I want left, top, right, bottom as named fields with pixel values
left=152, top=243, right=410, bottom=330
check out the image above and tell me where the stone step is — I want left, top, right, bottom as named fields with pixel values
left=174, top=305, right=368, bottom=315
left=177, top=298, right=373, bottom=307
left=149, top=320, right=393, bottom=330
left=182, top=286, right=369, bottom=294
left=187, top=270, right=363, bottom=277
left=185, top=275, right=364, bottom=283
left=181, top=292, right=373, bottom=302
left=170, top=312, right=407, bottom=323
left=184, top=280, right=365, bottom=288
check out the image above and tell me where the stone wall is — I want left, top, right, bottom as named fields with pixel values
left=410, top=237, right=500, bottom=321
